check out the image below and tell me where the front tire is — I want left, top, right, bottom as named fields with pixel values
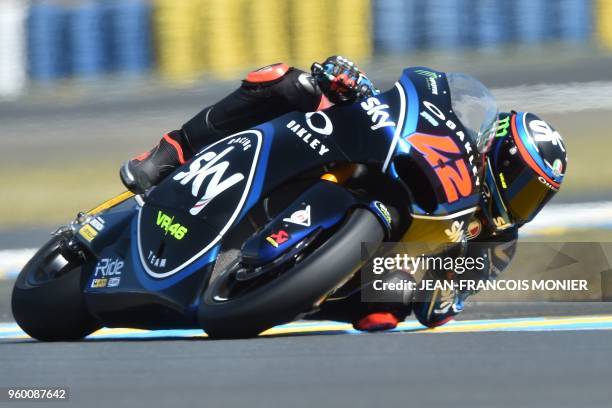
left=198, top=208, right=385, bottom=338
left=11, top=237, right=100, bottom=341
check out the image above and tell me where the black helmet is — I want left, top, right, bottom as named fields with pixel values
left=485, top=112, right=567, bottom=227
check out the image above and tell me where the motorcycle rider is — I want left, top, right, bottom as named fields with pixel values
left=120, top=56, right=377, bottom=193
left=120, top=56, right=567, bottom=331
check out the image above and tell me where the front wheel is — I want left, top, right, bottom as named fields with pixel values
left=198, top=208, right=385, bottom=338
left=11, top=237, right=100, bottom=341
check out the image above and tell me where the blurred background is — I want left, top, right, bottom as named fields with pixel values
left=1, top=0, right=612, bottom=286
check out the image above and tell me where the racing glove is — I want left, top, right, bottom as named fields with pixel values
left=311, top=55, right=378, bottom=104
left=412, top=236, right=518, bottom=328
left=412, top=270, right=467, bottom=328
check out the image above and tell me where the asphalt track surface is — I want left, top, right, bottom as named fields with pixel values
left=1, top=321, right=612, bottom=408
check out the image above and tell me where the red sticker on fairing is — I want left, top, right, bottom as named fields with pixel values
left=266, top=230, right=290, bottom=248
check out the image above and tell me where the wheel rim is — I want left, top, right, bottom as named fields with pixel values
left=26, top=241, right=84, bottom=286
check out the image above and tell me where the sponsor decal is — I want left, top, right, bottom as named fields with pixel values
left=498, top=172, right=508, bottom=189
left=496, top=115, right=510, bottom=137
left=140, top=130, right=262, bottom=279
left=444, top=220, right=465, bottom=242
left=434, top=287, right=457, bottom=315
left=227, top=136, right=252, bottom=151
left=415, top=69, right=440, bottom=95
left=360, top=97, right=396, bottom=130
left=407, top=133, right=474, bottom=203
left=94, top=258, right=124, bottom=278
left=466, top=219, right=482, bottom=240
left=305, top=111, right=333, bottom=136
left=427, top=287, right=459, bottom=319
left=283, top=205, right=311, bottom=227
left=78, top=224, right=98, bottom=242
left=173, top=146, right=246, bottom=215
left=108, top=277, right=121, bottom=287
left=421, top=101, right=480, bottom=182
left=266, top=230, right=290, bottom=248
left=91, top=278, right=108, bottom=288
left=420, top=110, right=439, bottom=126
left=415, top=70, right=437, bottom=79
left=538, top=176, right=560, bottom=191
left=147, top=250, right=167, bottom=268
left=528, top=119, right=566, bottom=152
left=371, top=201, right=392, bottom=228
left=156, top=211, right=188, bottom=240
left=89, top=217, right=105, bottom=232
left=551, top=158, right=563, bottom=177
left=482, top=182, right=491, bottom=198
left=407, top=101, right=480, bottom=198
left=423, top=101, right=480, bottom=186
left=285, top=119, right=331, bottom=156
left=381, top=83, right=407, bottom=172
left=493, top=216, right=512, bottom=230
left=426, top=77, right=439, bottom=95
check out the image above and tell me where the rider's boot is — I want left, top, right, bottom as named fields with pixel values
left=120, top=63, right=322, bottom=194
left=352, top=271, right=414, bottom=332
left=120, top=130, right=192, bottom=194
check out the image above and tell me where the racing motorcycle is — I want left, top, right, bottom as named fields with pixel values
left=12, top=67, right=498, bottom=340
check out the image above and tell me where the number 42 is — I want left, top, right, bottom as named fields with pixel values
left=407, top=133, right=473, bottom=203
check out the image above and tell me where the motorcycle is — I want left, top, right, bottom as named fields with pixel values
left=11, top=67, right=498, bottom=340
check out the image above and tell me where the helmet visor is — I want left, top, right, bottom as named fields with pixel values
left=502, top=166, right=556, bottom=225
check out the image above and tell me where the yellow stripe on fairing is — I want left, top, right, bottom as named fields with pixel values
left=87, top=191, right=134, bottom=215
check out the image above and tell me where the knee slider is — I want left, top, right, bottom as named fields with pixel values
left=245, top=63, right=290, bottom=84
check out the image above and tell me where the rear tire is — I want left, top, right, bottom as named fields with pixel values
left=198, top=208, right=384, bottom=339
left=11, top=237, right=100, bottom=341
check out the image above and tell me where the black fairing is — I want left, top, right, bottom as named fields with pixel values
left=134, top=86, right=407, bottom=280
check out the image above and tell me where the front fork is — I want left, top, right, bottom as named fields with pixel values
left=52, top=190, right=138, bottom=256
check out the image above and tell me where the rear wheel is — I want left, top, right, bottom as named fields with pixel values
left=11, top=237, right=100, bottom=341
left=198, top=208, right=384, bottom=338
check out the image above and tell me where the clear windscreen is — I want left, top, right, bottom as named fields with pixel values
left=446, top=72, right=498, bottom=153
